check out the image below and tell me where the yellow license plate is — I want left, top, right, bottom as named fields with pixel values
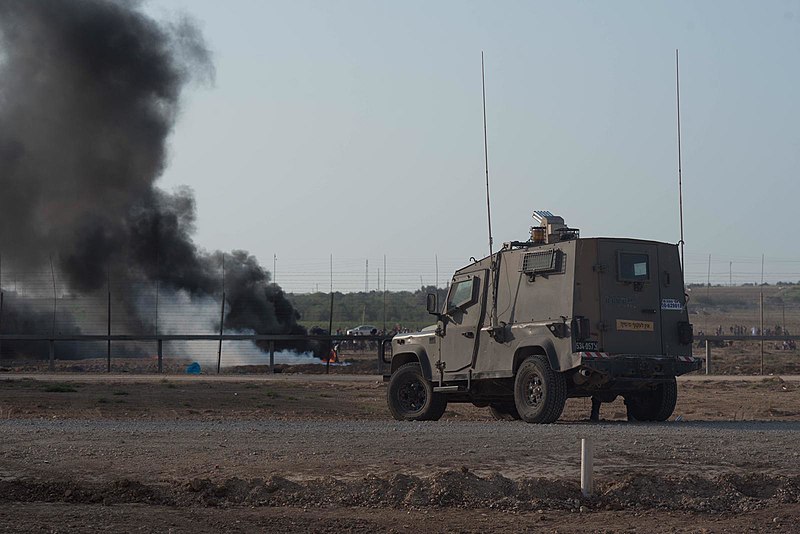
left=616, top=319, right=654, bottom=332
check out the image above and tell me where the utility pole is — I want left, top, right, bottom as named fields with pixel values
left=217, top=254, right=226, bottom=374
left=383, top=255, right=387, bottom=332
left=760, top=254, right=764, bottom=375
left=327, top=254, right=334, bottom=373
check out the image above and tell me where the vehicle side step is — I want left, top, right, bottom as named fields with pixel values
left=433, top=386, right=460, bottom=393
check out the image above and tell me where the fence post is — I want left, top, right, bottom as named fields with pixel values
left=217, top=292, right=225, bottom=374
left=217, top=254, right=225, bottom=375
left=0, top=253, right=2, bottom=360
left=760, top=291, right=765, bottom=375
left=0, top=291, right=4, bottom=359
left=269, top=340, right=275, bottom=374
left=157, top=338, right=163, bottom=373
left=377, top=339, right=385, bottom=375
left=327, top=292, right=334, bottom=375
left=580, top=438, right=594, bottom=497
left=49, top=255, right=56, bottom=338
left=107, top=283, right=111, bottom=373
left=48, top=339, right=54, bottom=372
left=704, top=339, right=711, bottom=375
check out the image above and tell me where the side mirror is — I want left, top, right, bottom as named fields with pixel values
left=572, top=316, right=591, bottom=341
left=426, top=293, right=438, bottom=315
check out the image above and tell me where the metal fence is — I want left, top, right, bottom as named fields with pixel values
left=0, top=256, right=447, bottom=369
left=0, top=263, right=392, bottom=371
left=0, top=332, right=392, bottom=375
left=695, top=335, right=800, bottom=376
left=2, top=261, right=799, bottom=375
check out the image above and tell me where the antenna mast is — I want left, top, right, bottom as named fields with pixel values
left=675, top=49, right=685, bottom=273
left=482, top=52, right=494, bottom=261
left=482, top=51, right=498, bottom=330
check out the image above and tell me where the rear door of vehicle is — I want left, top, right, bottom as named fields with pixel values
left=596, top=241, right=663, bottom=355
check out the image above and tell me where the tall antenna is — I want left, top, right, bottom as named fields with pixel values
left=675, top=49, right=685, bottom=273
left=482, top=52, right=494, bottom=261
left=482, top=51, right=498, bottom=330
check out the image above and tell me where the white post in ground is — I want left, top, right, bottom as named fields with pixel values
left=581, top=438, right=594, bottom=497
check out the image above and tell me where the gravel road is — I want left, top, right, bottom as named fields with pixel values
left=1, top=377, right=799, bottom=532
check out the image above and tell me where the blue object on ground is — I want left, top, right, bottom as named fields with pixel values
left=186, top=362, right=201, bottom=374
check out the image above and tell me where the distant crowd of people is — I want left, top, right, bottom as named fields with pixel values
left=696, top=324, right=796, bottom=350
left=699, top=324, right=792, bottom=337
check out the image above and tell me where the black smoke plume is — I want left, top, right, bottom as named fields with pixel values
left=0, top=0, right=310, bottom=358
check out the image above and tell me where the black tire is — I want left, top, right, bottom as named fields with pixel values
left=513, top=355, right=567, bottom=423
left=625, top=377, right=677, bottom=422
left=387, top=362, right=447, bottom=421
left=489, top=403, right=521, bottom=421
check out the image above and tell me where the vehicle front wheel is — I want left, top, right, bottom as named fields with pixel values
left=387, top=362, right=447, bottom=421
left=625, top=377, right=677, bottom=422
left=513, top=355, right=567, bottom=423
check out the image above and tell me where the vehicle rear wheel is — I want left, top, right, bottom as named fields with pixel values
left=513, top=355, right=567, bottom=423
left=387, top=362, right=447, bottom=421
left=625, top=377, right=677, bottom=422
left=489, top=402, right=521, bottom=421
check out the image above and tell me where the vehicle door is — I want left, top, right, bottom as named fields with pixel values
left=596, top=242, right=663, bottom=355
left=441, top=271, right=485, bottom=374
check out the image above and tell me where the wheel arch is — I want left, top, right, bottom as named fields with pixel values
left=512, top=339, right=558, bottom=373
left=391, top=348, right=433, bottom=380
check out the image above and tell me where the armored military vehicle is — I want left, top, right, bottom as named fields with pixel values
left=386, top=211, right=701, bottom=423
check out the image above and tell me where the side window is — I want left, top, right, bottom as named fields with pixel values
left=617, top=252, right=649, bottom=282
left=446, top=277, right=478, bottom=312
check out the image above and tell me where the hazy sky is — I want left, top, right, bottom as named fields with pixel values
left=143, top=0, right=800, bottom=291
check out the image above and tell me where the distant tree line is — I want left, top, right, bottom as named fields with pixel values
left=287, top=286, right=449, bottom=331
left=290, top=283, right=800, bottom=332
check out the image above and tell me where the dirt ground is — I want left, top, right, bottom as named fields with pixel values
left=1, top=372, right=799, bottom=423
left=0, top=373, right=799, bottom=532
left=693, top=340, right=800, bottom=375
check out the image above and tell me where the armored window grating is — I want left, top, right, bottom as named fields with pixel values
left=521, top=250, right=559, bottom=274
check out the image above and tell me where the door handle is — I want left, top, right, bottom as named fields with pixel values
left=462, top=331, right=475, bottom=339
left=641, top=308, right=656, bottom=314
